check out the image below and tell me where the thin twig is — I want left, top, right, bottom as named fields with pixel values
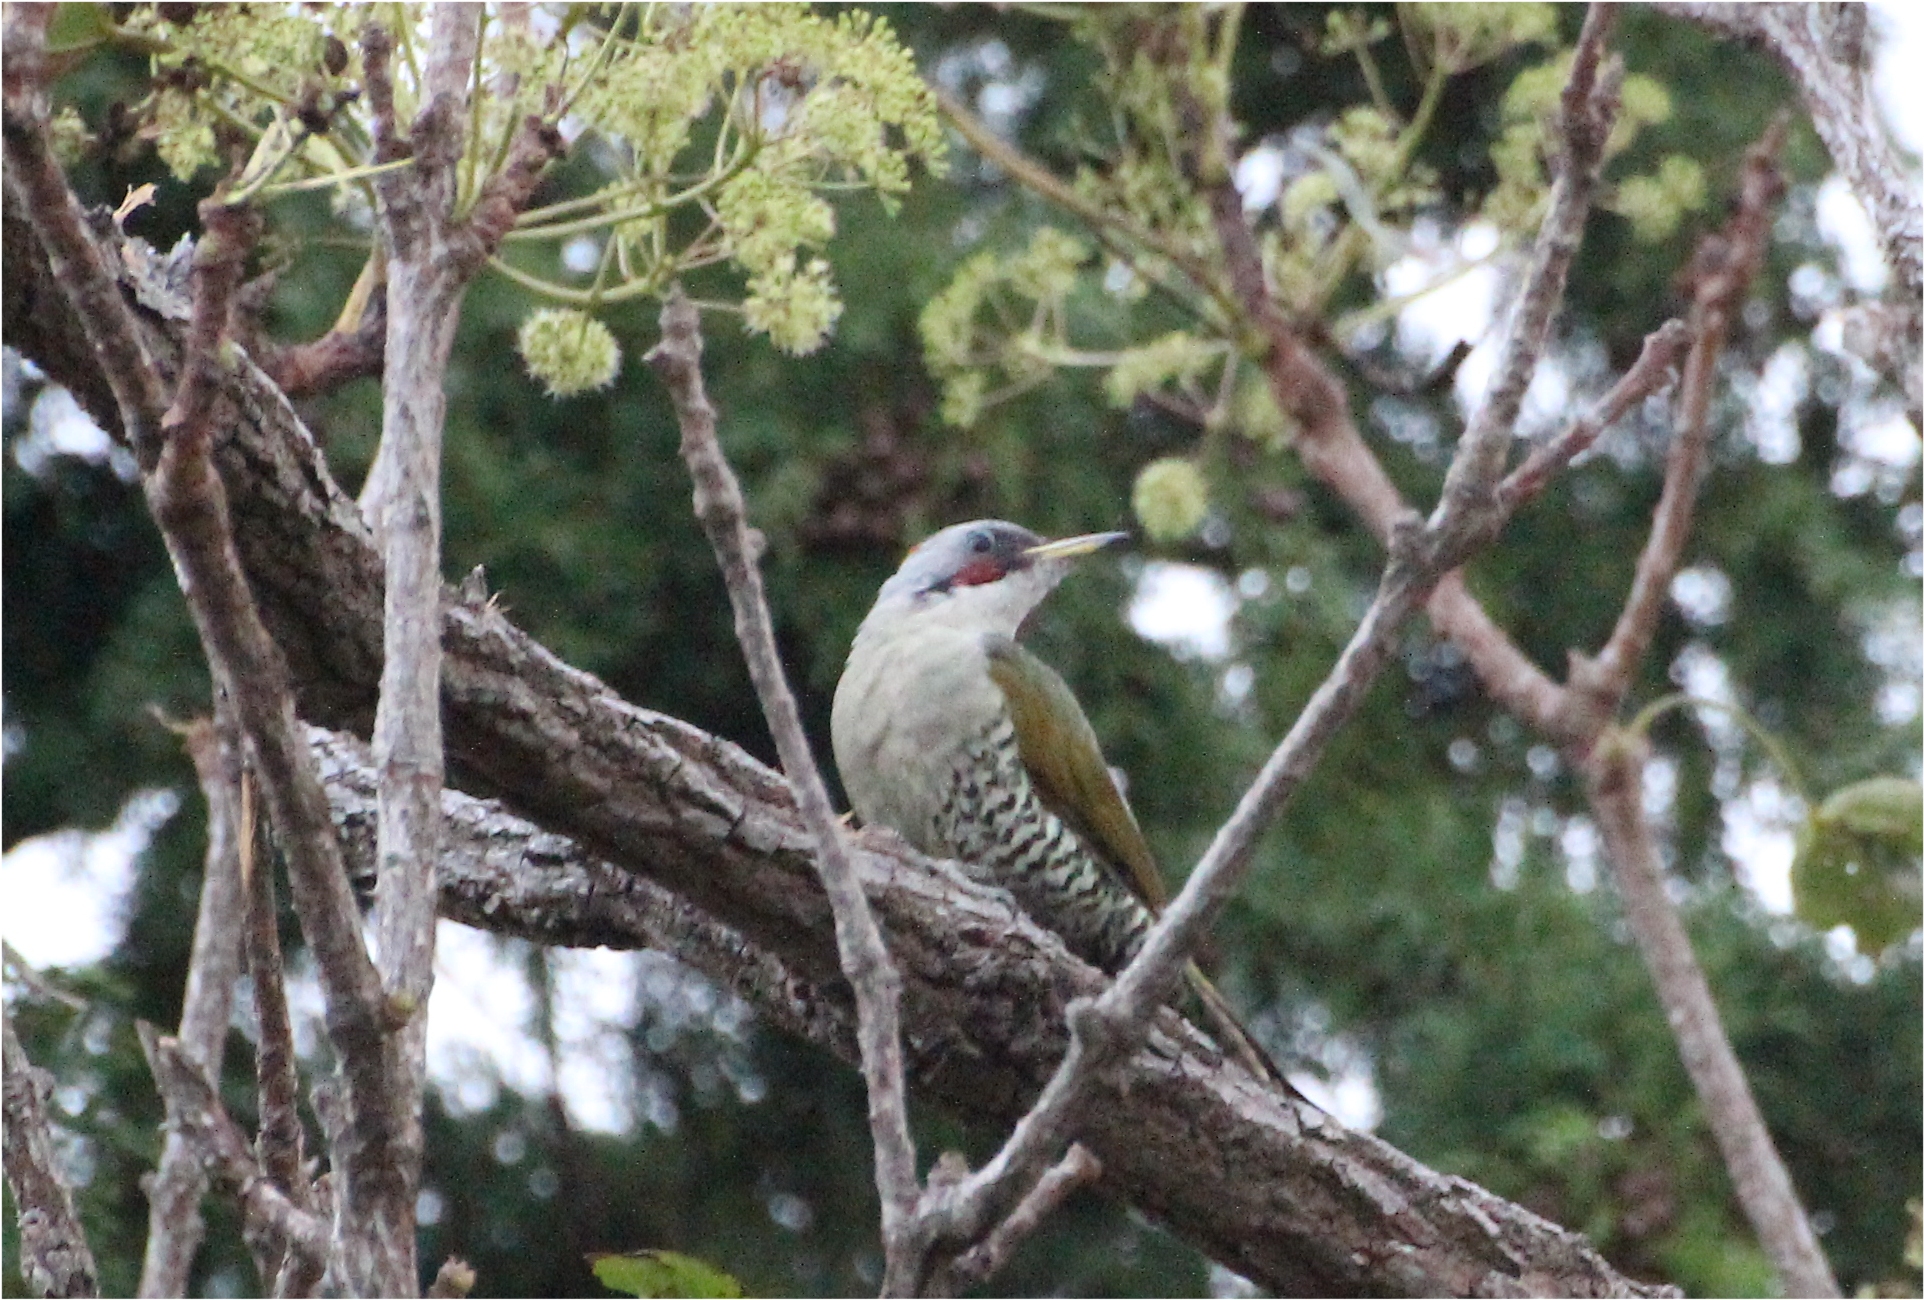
left=2, top=19, right=404, bottom=1293
left=1595, top=120, right=1787, bottom=693
left=241, top=769, right=324, bottom=1299
left=2, top=942, right=90, bottom=1013
left=1498, top=319, right=1693, bottom=512
left=139, top=715, right=250, bottom=1298
left=362, top=25, right=404, bottom=166
left=137, top=1025, right=333, bottom=1272
left=1577, top=118, right=1840, bottom=1298
left=242, top=767, right=310, bottom=1207
left=935, top=86, right=1232, bottom=325
left=457, top=112, right=566, bottom=271
left=1431, top=9, right=1622, bottom=557
left=645, top=287, right=924, bottom=1284
left=4, top=1004, right=101, bottom=1299
left=937, top=1145, right=1102, bottom=1295
left=914, top=8, right=1627, bottom=1261
left=163, top=194, right=260, bottom=448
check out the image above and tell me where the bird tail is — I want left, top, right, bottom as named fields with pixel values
left=1183, top=963, right=1316, bottom=1108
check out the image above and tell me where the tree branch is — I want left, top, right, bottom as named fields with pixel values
left=644, top=288, right=924, bottom=1286
left=1576, top=121, right=1840, bottom=1298
left=241, top=767, right=324, bottom=1299
left=255, top=274, right=387, bottom=399
left=136, top=1025, right=333, bottom=1275
left=138, top=715, right=250, bottom=1299
left=350, top=15, right=486, bottom=1292
left=1497, top=320, right=1693, bottom=513
left=935, top=1145, right=1103, bottom=1295
left=2, top=26, right=407, bottom=1295
left=1671, top=3, right=1919, bottom=304
left=1430, top=9, right=1622, bottom=558
left=1670, top=4, right=1920, bottom=423
left=4, top=1004, right=101, bottom=1299
left=307, top=725, right=1676, bottom=1299
left=2, top=119, right=1676, bottom=1300
left=1594, top=121, right=1787, bottom=695
left=2, top=5, right=167, bottom=465
left=915, top=8, right=1625, bottom=1263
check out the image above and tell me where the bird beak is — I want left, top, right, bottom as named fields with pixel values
left=1024, top=531, right=1131, bottom=562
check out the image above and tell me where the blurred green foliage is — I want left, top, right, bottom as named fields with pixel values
left=5, top=5, right=1918, bottom=1298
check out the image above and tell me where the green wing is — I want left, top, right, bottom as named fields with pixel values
left=988, top=638, right=1311, bottom=1102
left=984, top=635, right=1168, bottom=914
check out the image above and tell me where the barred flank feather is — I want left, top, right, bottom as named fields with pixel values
left=935, top=719, right=1151, bottom=975
left=936, top=714, right=1309, bottom=1102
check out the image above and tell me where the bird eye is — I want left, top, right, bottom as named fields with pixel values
left=967, top=530, right=993, bottom=555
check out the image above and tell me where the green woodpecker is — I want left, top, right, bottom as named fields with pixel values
left=832, top=519, right=1296, bottom=1094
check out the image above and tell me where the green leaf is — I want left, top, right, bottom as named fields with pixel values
left=591, top=1250, right=745, bottom=1299
left=1818, top=777, right=1924, bottom=847
left=47, top=2, right=115, bottom=53
left=1793, top=777, right=1923, bottom=953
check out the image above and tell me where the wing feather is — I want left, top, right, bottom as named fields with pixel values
left=984, top=636, right=1168, bottom=913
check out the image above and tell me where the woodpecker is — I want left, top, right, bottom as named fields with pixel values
left=831, top=519, right=1297, bottom=1095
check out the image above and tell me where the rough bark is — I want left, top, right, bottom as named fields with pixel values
left=3, top=190, right=1673, bottom=1295
left=1670, top=4, right=1921, bottom=420
left=313, top=727, right=1673, bottom=1300
left=4, top=1006, right=101, bottom=1299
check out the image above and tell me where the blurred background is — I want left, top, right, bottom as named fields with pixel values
left=5, top=4, right=1919, bottom=1296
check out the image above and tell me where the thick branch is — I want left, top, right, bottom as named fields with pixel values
left=920, top=7, right=1625, bottom=1259
left=644, top=289, right=923, bottom=1280
left=4, top=1005, right=101, bottom=1299
left=308, top=726, right=1675, bottom=1300
left=139, top=716, right=249, bottom=1298
left=4, top=147, right=1673, bottom=1300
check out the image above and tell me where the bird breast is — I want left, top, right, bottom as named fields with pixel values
left=832, top=622, right=1007, bottom=856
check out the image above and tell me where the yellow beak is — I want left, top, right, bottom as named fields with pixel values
left=1024, top=531, right=1131, bottom=562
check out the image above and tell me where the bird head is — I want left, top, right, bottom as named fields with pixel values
left=859, top=520, right=1129, bottom=642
